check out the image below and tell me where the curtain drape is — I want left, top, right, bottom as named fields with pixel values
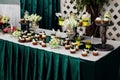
left=20, top=0, right=60, bottom=30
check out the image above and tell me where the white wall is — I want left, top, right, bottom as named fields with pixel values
left=0, top=0, right=20, bottom=27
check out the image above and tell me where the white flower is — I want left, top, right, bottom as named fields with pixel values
left=49, top=38, right=60, bottom=48
left=29, top=14, right=42, bottom=22
left=62, top=17, right=78, bottom=29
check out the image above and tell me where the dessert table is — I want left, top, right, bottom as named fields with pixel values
left=0, top=29, right=120, bottom=80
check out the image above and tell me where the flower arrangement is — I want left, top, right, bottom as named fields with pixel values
left=29, top=14, right=42, bottom=22
left=20, top=11, right=42, bottom=30
left=0, top=14, right=10, bottom=32
left=49, top=37, right=60, bottom=48
left=0, top=15, right=10, bottom=24
left=12, top=30, right=21, bottom=38
left=62, top=13, right=78, bottom=29
left=20, top=11, right=42, bottom=23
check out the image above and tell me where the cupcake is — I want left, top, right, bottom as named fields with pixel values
left=39, top=32, right=42, bottom=38
left=22, top=35, right=27, bottom=38
left=35, top=34, right=40, bottom=39
left=39, top=39, right=43, bottom=45
left=32, top=39, right=37, bottom=45
left=75, top=46, right=79, bottom=51
left=95, top=17, right=102, bottom=24
left=103, top=18, right=109, bottom=24
left=41, top=42, right=46, bottom=47
left=65, top=44, right=71, bottom=50
left=18, top=37, right=25, bottom=42
left=42, top=34, right=46, bottom=39
left=81, top=50, right=88, bottom=57
left=26, top=37, right=31, bottom=42
left=27, top=33, right=32, bottom=37
left=70, top=48, right=76, bottom=54
left=42, top=31, right=46, bottom=39
left=92, top=50, right=99, bottom=56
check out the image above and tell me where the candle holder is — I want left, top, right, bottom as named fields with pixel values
left=94, top=21, right=114, bottom=51
left=19, top=21, right=30, bottom=32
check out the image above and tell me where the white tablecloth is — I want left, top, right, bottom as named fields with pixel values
left=0, top=28, right=120, bottom=62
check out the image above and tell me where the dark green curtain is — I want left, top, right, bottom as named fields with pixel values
left=20, top=0, right=60, bottom=30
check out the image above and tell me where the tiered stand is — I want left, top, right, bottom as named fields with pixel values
left=94, top=22, right=114, bottom=51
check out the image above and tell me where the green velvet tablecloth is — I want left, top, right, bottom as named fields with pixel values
left=0, top=39, right=120, bottom=80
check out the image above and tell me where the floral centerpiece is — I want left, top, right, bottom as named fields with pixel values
left=0, top=15, right=14, bottom=33
left=29, top=13, right=42, bottom=29
left=61, top=13, right=78, bottom=40
left=0, top=14, right=11, bottom=32
left=20, top=11, right=42, bottom=31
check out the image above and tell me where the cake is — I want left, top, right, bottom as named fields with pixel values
left=92, top=50, right=99, bottom=56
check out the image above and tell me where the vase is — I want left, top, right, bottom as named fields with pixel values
left=31, top=21, right=39, bottom=32
left=66, top=27, right=77, bottom=41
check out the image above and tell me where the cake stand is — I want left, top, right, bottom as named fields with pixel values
left=94, top=22, right=114, bottom=51
left=20, top=21, right=30, bottom=32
